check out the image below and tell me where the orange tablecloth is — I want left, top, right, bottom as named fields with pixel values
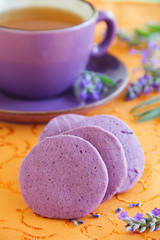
left=1, top=1, right=160, bottom=240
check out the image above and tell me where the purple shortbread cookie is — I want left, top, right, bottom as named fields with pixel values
left=39, top=114, right=87, bottom=141
left=19, top=135, right=108, bottom=219
left=71, top=115, right=145, bottom=193
left=63, top=126, right=127, bottom=202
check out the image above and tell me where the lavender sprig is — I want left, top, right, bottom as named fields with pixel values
left=74, top=70, right=115, bottom=102
left=118, top=208, right=160, bottom=233
left=117, top=23, right=160, bottom=100
left=126, top=40, right=160, bottom=100
left=117, top=23, right=160, bottom=48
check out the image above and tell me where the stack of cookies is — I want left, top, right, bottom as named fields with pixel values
left=19, top=114, right=144, bottom=219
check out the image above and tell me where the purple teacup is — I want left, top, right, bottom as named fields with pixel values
left=0, top=0, right=116, bottom=99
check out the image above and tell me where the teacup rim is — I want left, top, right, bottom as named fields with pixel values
left=0, top=0, right=97, bottom=33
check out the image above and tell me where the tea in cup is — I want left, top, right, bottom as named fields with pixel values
left=0, top=0, right=116, bottom=99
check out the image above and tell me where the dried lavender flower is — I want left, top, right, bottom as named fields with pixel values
left=116, top=207, right=123, bottom=213
left=126, top=39, right=160, bottom=100
left=129, top=203, right=136, bottom=208
left=74, top=70, right=115, bottom=102
left=92, top=213, right=100, bottom=218
left=118, top=208, right=160, bottom=234
left=71, top=219, right=78, bottom=227
left=133, top=213, right=144, bottom=221
left=135, top=202, right=142, bottom=207
left=151, top=208, right=160, bottom=216
left=117, top=211, right=130, bottom=221
left=117, top=23, right=160, bottom=100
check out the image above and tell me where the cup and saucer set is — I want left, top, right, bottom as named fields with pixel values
left=0, top=0, right=128, bottom=123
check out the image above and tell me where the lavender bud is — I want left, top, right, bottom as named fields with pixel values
left=152, top=218, right=157, bottom=223
left=150, top=225, right=156, bottom=232
left=83, top=72, right=92, bottom=80
left=152, top=82, right=159, bottom=89
left=116, top=207, right=123, bottom=213
left=138, top=77, right=146, bottom=87
left=95, top=81, right=103, bottom=90
left=146, top=212, right=153, bottom=219
left=93, top=76, right=100, bottom=83
left=80, top=90, right=88, bottom=101
left=126, top=90, right=138, bottom=100
left=92, top=214, right=100, bottom=218
left=155, top=225, right=160, bottom=231
left=88, top=85, right=95, bottom=92
left=133, top=85, right=142, bottom=95
left=141, top=49, right=150, bottom=65
left=71, top=219, right=78, bottom=227
left=143, top=85, right=153, bottom=94
left=129, top=203, right=135, bottom=208
left=139, top=226, right=146, bottom=233
left=141, top=219, right=146, bottom=224
left=92, top=91, right=100, bottom=101
left=144, top=75, right=153, bottom=84
left=149, top=221, right=155, bottom=227
left=125, top=226, right=132, bottom=232
left=80, top=79, right=92, bottom=88
left=148, top=41, right=159, bottom=51
left=132, top=224, right=140, bottom=231
left=77, top=220, right=84, bottom=224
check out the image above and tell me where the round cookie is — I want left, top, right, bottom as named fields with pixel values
left=71, top=115, right=145, bottom=193
left=39, top=114, right=87, bottom=141
left=19, top=135, right=108, bottom=219
left=63, top=126, right=127, bottom=202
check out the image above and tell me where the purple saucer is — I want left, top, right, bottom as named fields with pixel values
left=0, top=54, right=128, bottom=123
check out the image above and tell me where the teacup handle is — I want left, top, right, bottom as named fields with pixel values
left=91, top=11, right=116, bottom=57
